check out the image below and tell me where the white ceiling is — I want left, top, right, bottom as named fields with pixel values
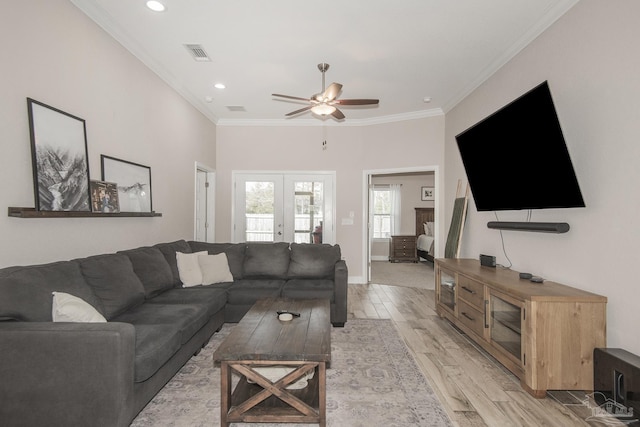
left=70, top=0, right=579, bottom=125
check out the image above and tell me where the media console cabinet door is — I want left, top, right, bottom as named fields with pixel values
left=523, top=300, right=607, bottom=393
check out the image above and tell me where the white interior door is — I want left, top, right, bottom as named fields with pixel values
left=195, top=164, right=215, bottom=242
left=234, top=172, right=335, bottom=244
left=367, top=174, right=373, bottom=282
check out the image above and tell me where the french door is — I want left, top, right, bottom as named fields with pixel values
left=233, top=172, right=335, bottom=244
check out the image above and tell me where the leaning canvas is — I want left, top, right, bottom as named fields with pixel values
left=27, top=98, right=91, bottom=211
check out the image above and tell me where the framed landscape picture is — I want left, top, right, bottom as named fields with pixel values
left=90, top=180, right=120, bottom=213
left=27, top=98, right=91, bottom=211
left=101, top=155, right=153, bottom=212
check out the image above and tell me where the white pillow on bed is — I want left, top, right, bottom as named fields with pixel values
left=423, top=222, right=434, bottom=237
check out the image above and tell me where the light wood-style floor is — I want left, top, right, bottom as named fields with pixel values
left=348, top=284, right=600, bottom=427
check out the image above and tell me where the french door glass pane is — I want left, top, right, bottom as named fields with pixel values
left=294, top=181, right=323, bottom=244
left=245, top=181, right=274, bottom=241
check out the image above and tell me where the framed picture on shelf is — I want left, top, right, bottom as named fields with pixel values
left=421, top=186, right=435, bottom=201
left=27, top=98, right=91, bottom=211
left=101, top=155, right=153, bottom=212
left=90, top=180, right=120, bottom=213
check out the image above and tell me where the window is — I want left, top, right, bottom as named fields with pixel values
left=372, top=187, right=391, bottom=239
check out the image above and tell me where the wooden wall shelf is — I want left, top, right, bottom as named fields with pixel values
left=8, top=207, right=162, bottom=218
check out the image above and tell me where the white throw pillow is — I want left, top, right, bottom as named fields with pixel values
left=52, top=292, right=107, bottom=323
left=199, top=253, right=233, bottom=285
left=423, top=221, right=434, bottom=237
left=176, top=251, right=208, bottom=287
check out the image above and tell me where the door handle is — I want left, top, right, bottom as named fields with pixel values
left=277, top=231, right=282, bottom=235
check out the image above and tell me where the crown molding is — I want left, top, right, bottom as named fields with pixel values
left=216, top=108, right=443, bottom=127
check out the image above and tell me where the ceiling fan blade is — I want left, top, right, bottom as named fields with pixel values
left=272, top=93, right=311, bottom=102
left=331, top=108, right=345, bottom=120
left=322, top=83, right=343, bottom=101
left=334, top=99, right=379, bottom=105
left=285, top=105, right=313, bottom=116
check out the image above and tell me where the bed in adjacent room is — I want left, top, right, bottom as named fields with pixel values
left=415, top=207, right=435, bottom=262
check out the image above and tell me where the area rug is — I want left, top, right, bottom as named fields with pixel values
left=371, top=260, right=435, bottom=289
left=131, top=319, right=452, bottom=427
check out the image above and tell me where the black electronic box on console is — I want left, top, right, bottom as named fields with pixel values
left=479, top=254, right=496, bottom=268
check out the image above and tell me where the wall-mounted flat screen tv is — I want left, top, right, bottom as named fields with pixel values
left=455, top=81, right=585, bottom=211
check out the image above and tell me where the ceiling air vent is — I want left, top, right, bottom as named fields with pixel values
left=226, top=106, right=246, bottom=112
left=184, top=44, right=211, bottom=62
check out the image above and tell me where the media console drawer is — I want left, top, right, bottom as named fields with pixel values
left=458, top=275, right=484, bottom=309
left=457, top=299, right=485, bottom=337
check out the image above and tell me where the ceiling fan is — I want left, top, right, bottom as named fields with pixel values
left=272, top=63, right=379, bottom=120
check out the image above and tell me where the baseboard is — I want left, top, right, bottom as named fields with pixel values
left=371, top=256, right=388, bottom=261
left=348, top=275, right=366, bottom=284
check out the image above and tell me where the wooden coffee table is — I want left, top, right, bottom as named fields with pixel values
left=212, top=298, right=331, bottom=427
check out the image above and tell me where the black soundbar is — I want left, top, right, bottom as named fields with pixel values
left=487, top=221, right=570, bottom=233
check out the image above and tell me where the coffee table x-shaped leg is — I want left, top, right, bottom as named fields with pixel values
left=220, top=360, right=326, bottom=427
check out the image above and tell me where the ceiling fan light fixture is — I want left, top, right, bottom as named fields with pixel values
left=311, top=103, right=336, bottom=116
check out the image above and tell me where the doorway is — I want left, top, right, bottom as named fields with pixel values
left=195, top=163, right=215, bottom=242
left=363, top=166, right=439, bottom=285
left=233, top=172, right=335, bottom=244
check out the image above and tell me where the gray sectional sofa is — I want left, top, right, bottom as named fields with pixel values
left=0, top=240, right=347, bottom=427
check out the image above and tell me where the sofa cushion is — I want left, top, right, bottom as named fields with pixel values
left=154, top=240, right=192, bottom=285
left=129, top=323, right=182, bottom=382
left=287, top=243, right=341, bottom=279
left=243, top=242, right=290, bottom=279
left=188, top=242, right=246, bottom=280
left=147, top=287, right=228, bottom=318
left=112, top=303, right=210, bottom=345
left=281, top=279, right=335, bottom=302
left=0, top=261, right=101, bottom=322
left=118, top=247, right=174, bottom=299
left=51, top=291, right=107, bottom=323
left=78, top=254, right=145, bottom=319
left=226, top=279, right=284, bottom=305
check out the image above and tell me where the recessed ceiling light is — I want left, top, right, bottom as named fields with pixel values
left=146, top=1, right=166, bottom=12
left=423, top=97, right=432, bottom=103
left=214, top=83, right=226, bottom=89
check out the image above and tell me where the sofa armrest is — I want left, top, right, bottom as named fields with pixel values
left=333, top=259, right=348, bottom=326
left=0, top=322, right=136, bottom=427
